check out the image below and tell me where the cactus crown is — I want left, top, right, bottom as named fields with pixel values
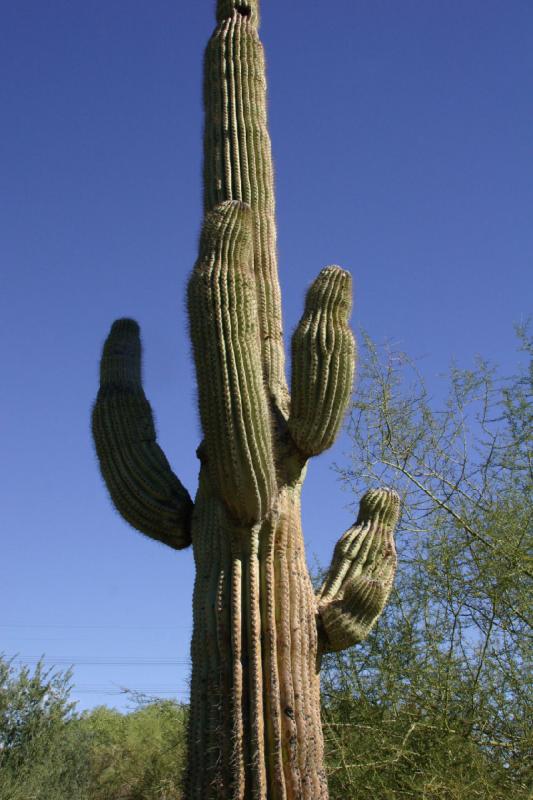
left=217, top=0, right=259, bottom=27
left=358, top=487, right=401, bottom=528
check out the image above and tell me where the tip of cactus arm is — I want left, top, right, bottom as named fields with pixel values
left=304, top=265, right=353, bottom=318
left=99, top=318, right=143, bottom=387
left=319, top=265, right=352, bottom=282
left=199, top=201, right=253, bottom=262
left=205, top=199, right=251, bottom=223
left=109, top=318, right=140, bottom=336
left=357, top=487, right=401, bottom=529
left=313, top=265, right=353, bottom=289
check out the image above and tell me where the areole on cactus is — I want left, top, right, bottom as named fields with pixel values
left=92, top=1, right=400, bottom=797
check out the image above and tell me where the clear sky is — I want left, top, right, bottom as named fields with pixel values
left=1, top=0, right=531, bottom=713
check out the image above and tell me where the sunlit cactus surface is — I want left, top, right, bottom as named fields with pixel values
left=92, top=1, right=400, bottom=796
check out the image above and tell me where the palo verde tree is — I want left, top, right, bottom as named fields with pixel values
left=92, top=1, right=399, bottom=797
left=321, top=330, right=532, bottom=799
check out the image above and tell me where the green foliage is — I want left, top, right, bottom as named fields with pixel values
left=81, top=700, right=188, bottom=800
left=320, top=327, right=533, bottom=799
left=0, top=657, right=188, bottom=800
left=0, top=657, right=88, bottom=800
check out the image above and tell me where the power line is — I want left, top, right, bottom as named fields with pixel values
left=8, top=656, right=190, bottom=666
left=0, top=623, right=191, bottom=630
left=71, top=686, right=189, bottom=696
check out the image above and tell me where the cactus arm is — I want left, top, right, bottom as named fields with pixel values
left=287, top=266, right=356, bottom=457
left=92, top=319, right=193, bottom=549
left=316, top=488, right=399, bottom=653
left=187, top=201, right=277, bottom=524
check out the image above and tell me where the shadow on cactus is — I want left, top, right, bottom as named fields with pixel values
left=92, top=1, right=400, bottom=797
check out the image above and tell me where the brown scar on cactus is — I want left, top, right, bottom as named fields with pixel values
left=91, top=2, right=400, bottom=797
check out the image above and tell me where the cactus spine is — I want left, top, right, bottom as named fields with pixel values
left=92, top=2, right=399, bottom=797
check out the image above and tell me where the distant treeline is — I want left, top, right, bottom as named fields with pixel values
left=0, top=628, right=529, bottom=800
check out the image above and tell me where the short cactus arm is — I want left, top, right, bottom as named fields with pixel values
left=288, top=266, right=356, bottom=457
left=187, top=201, right=277, bottom=524
left=317, top=488, right=399, bottom=653
left=92, top=319, right=193, bottom=549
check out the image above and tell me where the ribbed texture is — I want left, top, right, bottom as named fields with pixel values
left=317, top=488, right=400, bottom=653
left=188, top=201, right=276, bottom=524
left=217, top=0, right=260, bottom=28
left=92, top=1, right=399, bottom=796
left=288, top=266, right=356, bottom=456
left=92, top=319, right=193, bottom=549
left=203, top=9, right=287, bottom=410
left=187, top=477, right=328, bottom=799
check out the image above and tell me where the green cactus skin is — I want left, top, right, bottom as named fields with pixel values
left=204, top=0, right=286, bottom=412
left=317, top=488, right=400, bottom=653
left=288, top=266, right=356, bottom=457
left=92, top=319, right=193, bottom=550
left=188, top=201, right=276, bottom=524
left=92, top=2, right=399, bottom=797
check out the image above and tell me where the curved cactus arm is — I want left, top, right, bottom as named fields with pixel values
left=316, top=488, right=399, bottom=653
left=287, top=266, right=356, bottom=457
left=92, top=319, right=193, bottom=550
left=187, top=201, right=277, bottom=525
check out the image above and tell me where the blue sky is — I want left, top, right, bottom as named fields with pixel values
left=1, top=0, right=531, bottom=713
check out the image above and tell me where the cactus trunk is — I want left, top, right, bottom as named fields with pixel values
left=92, top=1, right=400, bottom=798
left=188, top=477, right=327, bottom=798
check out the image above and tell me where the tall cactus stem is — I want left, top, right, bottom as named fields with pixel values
left=91, top=1, right=399, bottom=796
left=204, top=7, right=287, bottom=409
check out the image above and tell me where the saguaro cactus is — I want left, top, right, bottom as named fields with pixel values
left=92, top=1, right=400, bottom=797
